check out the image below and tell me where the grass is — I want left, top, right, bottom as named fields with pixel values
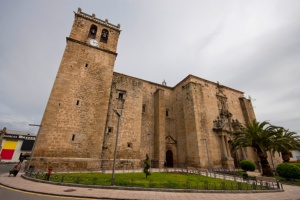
left=28, top=172, right=270, bottom=190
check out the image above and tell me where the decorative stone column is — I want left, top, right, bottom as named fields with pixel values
left=241, top=147, right=247, bottom=160
left=220, top=133, right=234, bottom=169
left=221, top=134, right=228, bottom=157
left=224, top=135, right=231, bottom=157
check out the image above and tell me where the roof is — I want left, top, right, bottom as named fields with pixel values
left=6, top=130, right=36, bottom=136
left=113, top=72, right=244, bottom=94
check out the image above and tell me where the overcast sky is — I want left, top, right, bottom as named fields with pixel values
left=0, top=0, right=299, bottom=134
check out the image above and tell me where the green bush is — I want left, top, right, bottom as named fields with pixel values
left=293, top=163, right=300, bottom=169
left=276, top=163, right=300, bottom=179
left=240, top=160, right=256, bottom=171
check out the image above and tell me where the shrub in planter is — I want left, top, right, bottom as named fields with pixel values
left=276, top=163, right=300, bottom=179
left=240, top=160, right=256, bottom=172
left=293, top=163, right=300, bottom=169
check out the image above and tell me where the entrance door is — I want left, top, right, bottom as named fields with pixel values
left=166, top=150, right=173, bottom=167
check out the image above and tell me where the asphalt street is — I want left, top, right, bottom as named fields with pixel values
left=0, top=163, right=96, bottom=200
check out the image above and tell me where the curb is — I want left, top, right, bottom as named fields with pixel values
left=21, top=174, right=284, bottom=194
left=0, top=180, right=130, bottom=200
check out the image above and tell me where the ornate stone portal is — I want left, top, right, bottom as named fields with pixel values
left=213, top=84, right=235, bottom=169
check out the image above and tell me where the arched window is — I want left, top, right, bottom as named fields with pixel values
left=88, top=25, right=97, bottom=39
left=100, top=29, right=109, bottom=43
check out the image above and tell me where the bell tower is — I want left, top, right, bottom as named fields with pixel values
left=31, top=8, right=121, bottom=171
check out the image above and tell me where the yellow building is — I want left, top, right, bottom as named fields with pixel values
left=0, top=130, right=35, bottom=163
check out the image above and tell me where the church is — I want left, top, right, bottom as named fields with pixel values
left=31, top=8, right=279, bottom=171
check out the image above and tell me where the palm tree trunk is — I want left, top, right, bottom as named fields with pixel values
left=281, top=151, right=290, bottom=163
left=257, top=150, right=273, bottom=177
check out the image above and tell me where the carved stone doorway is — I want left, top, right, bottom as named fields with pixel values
left=166, top=150, right=173, bottom=168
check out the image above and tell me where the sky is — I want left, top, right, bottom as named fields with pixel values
left=0, top=0, right=299, bottom=134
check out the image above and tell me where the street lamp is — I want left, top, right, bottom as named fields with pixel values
left=27, top=124, right=42, bottom=171
left=111, top=109, right=121, bottom=185
left=148, top=133, right=151, bottom=172
left=201, top=139, right=210, bottom=170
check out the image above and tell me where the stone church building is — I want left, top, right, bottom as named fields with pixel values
left=31, top=8, right=279, bottom=171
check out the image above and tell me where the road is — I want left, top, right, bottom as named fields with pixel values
left=0, top=163, right=99, bottom=200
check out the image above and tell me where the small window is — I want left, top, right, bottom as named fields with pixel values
left=127, top=142, right=132, bottom=148
left=166, top=109, right=169, bottom=117
left=76, top=100, right=80, bottom=106
left=72, top=134, right=75, bottom=141
left=117, top=90, right=126, bottom=102
left=85, top=63, right=88, bottom=68
left=100, top=29, right=109, bottom=43
left=142, top=104, right=146, bottom=113
left=88, top=25, right=97, bottom=39
left=107, top=127, right=113, bottom=134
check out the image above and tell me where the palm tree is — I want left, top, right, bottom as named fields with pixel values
left=271, top=127, right=300, bottom=163
left=231, top=120, right=276, bottom=176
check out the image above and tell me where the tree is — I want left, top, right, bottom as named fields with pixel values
left=271, top=127, right=300, bottom=163
left=143, top=154, right=151, bottom=178
left=231, top=120, right=276, bottom=176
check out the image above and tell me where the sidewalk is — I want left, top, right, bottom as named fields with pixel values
left=1, top=172, right=300, bottom=200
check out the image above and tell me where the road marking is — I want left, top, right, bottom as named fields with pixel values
left=0, top=184, right=102, bottom=199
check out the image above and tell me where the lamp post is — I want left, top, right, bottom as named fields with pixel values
left=27, top=124, right=42, bottom=171
left=111, top=109, right=121, bottom=185
left=201, top=139, right=210, bottom=170
left=148, top=133, right=151, bottom=172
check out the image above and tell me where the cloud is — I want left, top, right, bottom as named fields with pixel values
left=0, top=0, right=300, bottom=134
left=0, top=113, right=39, bottom=134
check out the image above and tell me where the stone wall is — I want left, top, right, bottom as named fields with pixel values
left=32, top=9, right=120, bottom=171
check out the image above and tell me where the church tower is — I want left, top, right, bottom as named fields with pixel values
left=31, top=8, right=121, bottom=171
